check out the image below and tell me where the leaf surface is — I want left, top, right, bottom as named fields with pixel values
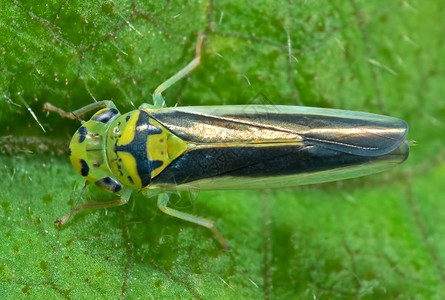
left=1, top=0, right=444, bottom=298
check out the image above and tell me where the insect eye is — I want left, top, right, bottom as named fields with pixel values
left=95, top=177, right=122, bottom=193
left=92, top=108, right=119, bottom=123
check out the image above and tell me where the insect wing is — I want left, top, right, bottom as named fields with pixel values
left=148, top=106, right=409, bottom=190
left=151, top=105, right=407, bottom=155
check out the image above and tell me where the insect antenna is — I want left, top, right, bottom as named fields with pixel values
left=55, top=180, right=90, bottom=228
left=75, top=180, right=90, bottom=207
left=70, top=111, right=84, bottom=124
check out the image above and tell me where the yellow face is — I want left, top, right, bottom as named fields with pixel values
left=69, top=108, right=123, bottom=193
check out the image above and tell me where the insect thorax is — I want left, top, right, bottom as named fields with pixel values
left=105, top=109, right=188, bottom=189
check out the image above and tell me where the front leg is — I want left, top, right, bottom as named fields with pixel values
left=43, top=100, right=118, bottom=122
left=55, top=187, right=133, bottom=227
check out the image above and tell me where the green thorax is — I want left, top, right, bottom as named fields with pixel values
left=105, top=109, right=188, bottom=189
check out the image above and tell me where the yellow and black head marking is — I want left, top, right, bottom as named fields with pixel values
left=105, top=109, right=188, bottom=189
left=69, top=107, right=123, bottom=193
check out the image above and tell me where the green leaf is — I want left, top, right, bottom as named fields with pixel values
left=1, top=0, right=445, bottom=298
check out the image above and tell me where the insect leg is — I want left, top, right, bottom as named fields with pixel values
left=156, top=193, right=228, bottom=249
left=55, top=188, right=132, bottom=228
left=151, top=33, right=204, bottom=108
left=43, top=100, right=117, bottom=122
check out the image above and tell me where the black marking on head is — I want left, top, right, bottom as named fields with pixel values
left=80, top=159, right=89, bottom=176
left=114, top=110, right=163, bottom=187
left=68, top=148, right=72, bottom=156
left=95, top=177, right=122, bottom=193
left=125, top=115, right=130, bottom=122
left=92, top=108, right=119, bottom=123
left=127, top=176, right=134, bottom=185
left=78, top=126, right=87, bottom=143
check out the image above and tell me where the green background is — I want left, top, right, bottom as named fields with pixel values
left=1, top=0, right=444, bottom=298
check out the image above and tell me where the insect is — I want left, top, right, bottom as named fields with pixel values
left=44, top=34, right=409, bottom=249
